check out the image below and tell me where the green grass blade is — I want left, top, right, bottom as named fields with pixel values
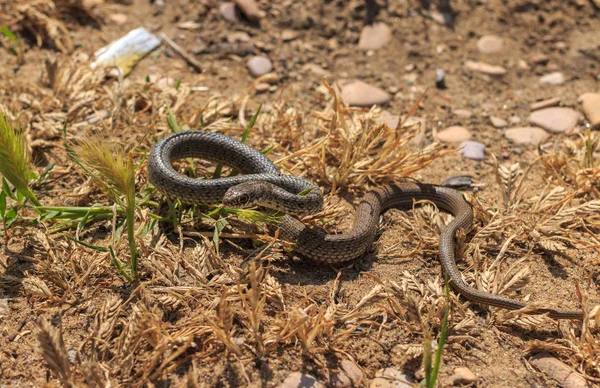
left=241, top=103, right=262, bottom=143
left=0, top=26, right=17, bottom=43
left=68, top=237, right=109, bottom=252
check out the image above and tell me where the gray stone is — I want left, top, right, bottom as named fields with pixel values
left=539, top=72, right=565, bottom=85
left=476, top=35, right=504, bottom=54
left=504, top=127, right=550, bottom=145
left=358, top=22, right=392, bottom=50
left=219, top=2, right=239, bottom=22
left=528, top=107, right=579, bottom=133
left=247, top=56, right=273, bottom=77
left=340, top=80, right=391, bottom=107
left=460, top=141, right=486, bottom=160
left=370, top=368, right=414, bottom=388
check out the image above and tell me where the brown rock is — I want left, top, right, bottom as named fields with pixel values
left=358, top=22, right=392, bottom=50
left=464, top=60, right=507, bottom=75
left=504, top=127, right=550, bottom=145
left=235, top=0, right=262, bottom=21
left=453, top=109, right=473, bottom=118
left=278, top=372, right=324, bottom=388
left=109, top=13, right=128, bottom=25
left=530, top=97, right=561, bottom=111
left=530, top=353, right=591, bottom=388
left=490, top=116, right=508, bottom=128
left=281, top=29, right=299, bottom=42
left=340, top=80, right=391, bottom=107
left=0, top=299, right=10, bottom=317
left=528, top=107, right=579, bottom=133
left=580, top=93, right=600, bottom=130
left=254, top=82, right=269, bottom=93
left=435, top=126, right=472, bottom=143
left=450, top=367, right=479, bottom=385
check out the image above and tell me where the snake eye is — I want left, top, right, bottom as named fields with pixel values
left=239, top=194, right=250, bottom=204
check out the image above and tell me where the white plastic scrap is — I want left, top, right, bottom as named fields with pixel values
left=91, top=27, right=161, bottom=76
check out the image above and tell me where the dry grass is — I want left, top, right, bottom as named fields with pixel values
left=0, top=51, right=599, bottom=387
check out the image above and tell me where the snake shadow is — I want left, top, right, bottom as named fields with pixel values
left=268, top=249, right=378, bottom=287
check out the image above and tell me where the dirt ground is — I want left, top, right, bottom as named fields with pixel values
left=1, top=0, right=600, bottom=387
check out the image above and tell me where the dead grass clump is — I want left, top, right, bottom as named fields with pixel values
left=257, top=81, right=450, bottom=193
left=12, top=0, right=103, bottom=54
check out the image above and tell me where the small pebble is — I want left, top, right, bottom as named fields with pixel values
left=219, top=2, right=239, bottom=22
left=370, top=368, right=414, bottom=388
left=0, top=299, right=9, bottom=317
left=254, top=82, right=270, bottom=93
left=358, top=22, right=392, bottom=50
left=378, top=112, right=399, bottom=129
left=450, top=367, right=479, bottom=385
left=109, top=13, right=128, bottom=25
left=303, top=64, right=328, bottom=77
left=435, top=69, right=446, bottom=89
left=504, top=127, right=550, bottom=145
left=490, top=116, right=508, bottom=128
left=580, top=92, right=600, bottom=130
left=247, top=56, right=273, bottom=77
left=531, top=54, right=549, bottom=64
left=460, top=141, right=486, bottom=160
left=235, top=0, right=262, bottom=21
left=476, top=35, right=504, bottom=54
left=539, top=72, right=565, bottom=85
left=530, top=353, right=589, bottom=388
left=442, top=175, right=473, bottom=188
left=528, top=107, right=579, bottom=133
left=481, top=102, right=497, bottom=111
left=453, top=109, right=473, bottom=118
left=435, top=126, right=472, bottom=143
left=464, top=60, right=507, bottom=75
left=530, top=97, right=561, bottom=111
left=340, top=80, right=391, bottom=107
left=227, top=32, right=250, bottom=43
left=509, top=116, right=522, bottom=124
left=403, top=73, right=418, bottom=85
left=518, top=59, right=529, bottom=69
left=281, top=29, right=299, bottom=42
left=330, top=360, right=364, bottom=387
left=278, top=372, right=324, bottom=388
left=68, top=350, right=77, bottom=363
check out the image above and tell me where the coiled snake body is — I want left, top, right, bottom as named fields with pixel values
left=148, top=130, right=583, bottom=320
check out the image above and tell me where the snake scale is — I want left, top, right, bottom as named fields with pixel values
left=148, top=130, right=584, bottom=320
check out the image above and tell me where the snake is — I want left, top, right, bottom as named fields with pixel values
left=147, top=130, right=584, bottom=320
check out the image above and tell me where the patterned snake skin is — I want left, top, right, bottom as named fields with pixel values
left=148, top=130, right=584, bottom=320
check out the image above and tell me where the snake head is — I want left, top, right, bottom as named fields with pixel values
left=222, top=181, right=272, bottom=209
